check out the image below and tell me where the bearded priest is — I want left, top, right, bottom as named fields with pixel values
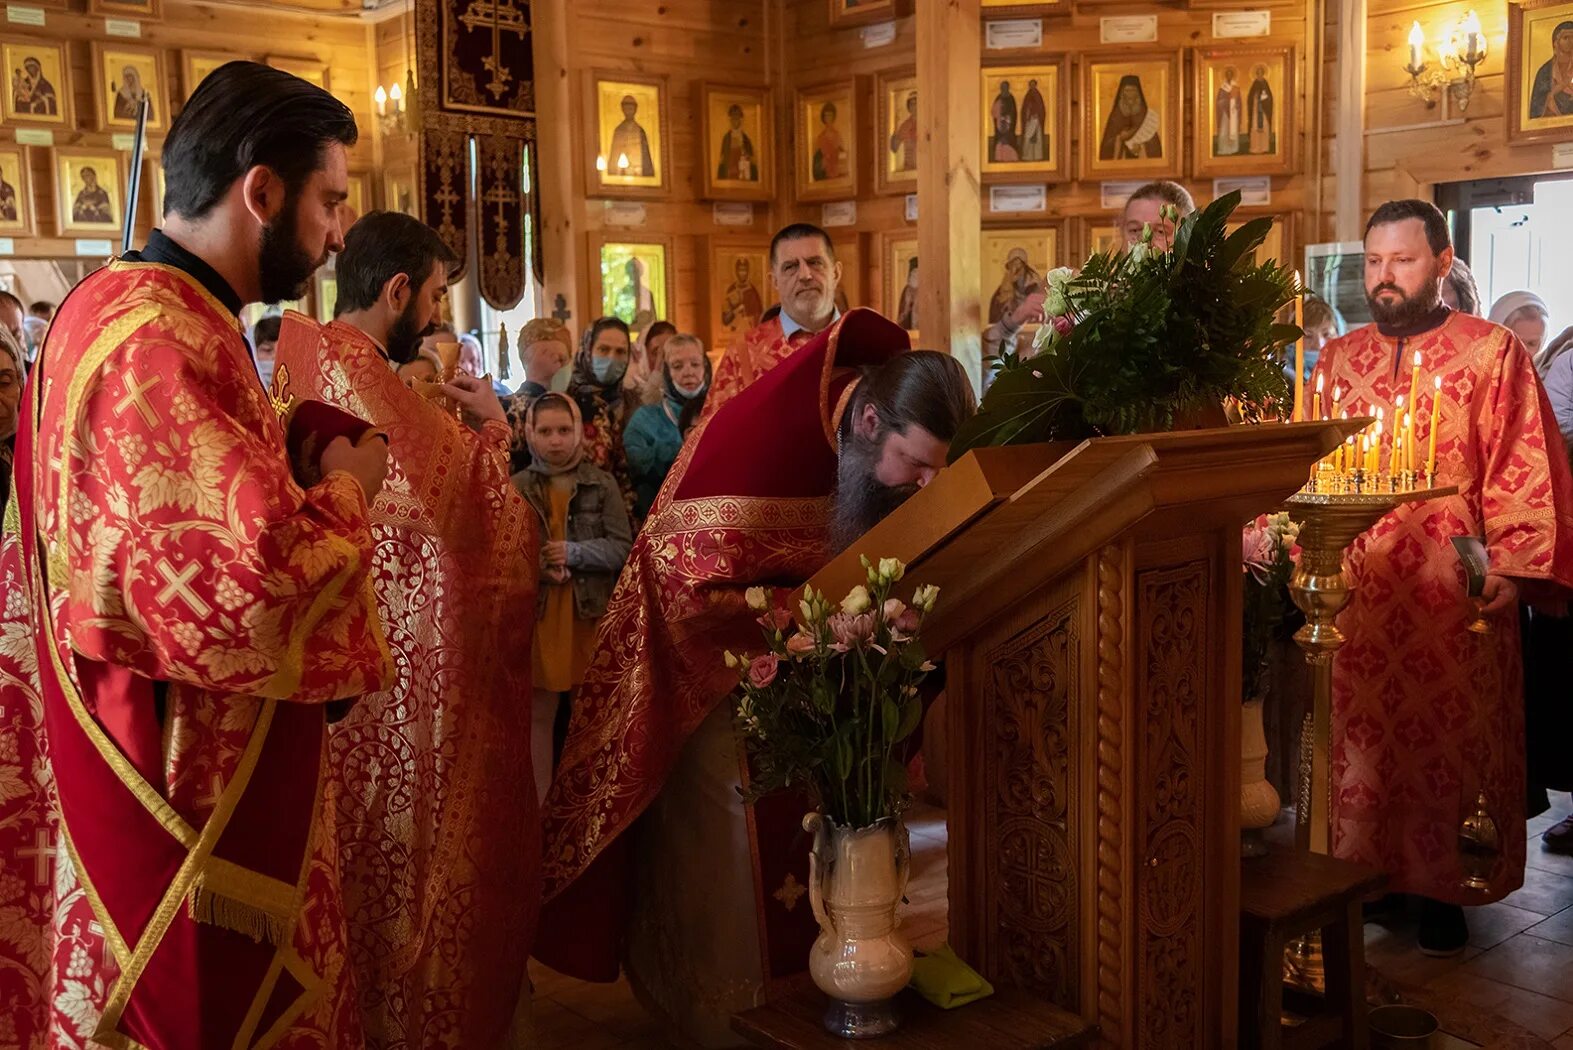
left=0, top=63, right=395, bottom=1047
left=274, top=211, right=540, bottom=1047
left=534, top=310, right=975, bottom=1046
left=1315, top=199, right=1573, bottom=957
left=701, top=223, right=845, bottom=422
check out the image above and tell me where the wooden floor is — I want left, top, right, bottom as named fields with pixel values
left=510, top=799, right=1573, bottom=1050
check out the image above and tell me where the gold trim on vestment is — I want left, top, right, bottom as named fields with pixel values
left=60, top=822, right=132, bottom=971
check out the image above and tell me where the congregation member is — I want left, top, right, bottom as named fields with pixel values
left=1488, top=290, right=1552, bottom=365
left=703, top=223, right=844, bottom=420
left=570, top=315, right=637, bottom=513
left=0, top=290, right=26, bottom=359
left=23, top=299, right=52, bottom=358
left=534, top=310, right=975, bottom=1045
left=1442, top=256, right=1482, bottom=315
left=275, top=210, right=541, bottom=1047
left=0, top=61, right=393, bottom=1046
left=1119, top=180, right=1195, bottom=251
left=0, top=321, right=19, bottom=507
left=514, top=392, right=633, bottom=805
left=503, top=316, right=574, bottom=471
left=625, top=331, right=711, bottom=517
left=1315, top=199, right=1573, bottom=955
left=627, top=318, right=677, bottom=405
left=251, top=312, right=282, bottom=388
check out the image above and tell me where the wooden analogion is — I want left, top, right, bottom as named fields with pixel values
left=809, top=422, right=1347, bottom=1049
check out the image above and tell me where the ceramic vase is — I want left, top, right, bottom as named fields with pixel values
left=1240, top=697, right=1281, bottom=856
left=803, top=812, right=913, bottom=1038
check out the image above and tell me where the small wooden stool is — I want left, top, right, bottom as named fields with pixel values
left=733, top=974, right=1096, bottom=1049
left=1239, top=848, right=1388, bottom=1050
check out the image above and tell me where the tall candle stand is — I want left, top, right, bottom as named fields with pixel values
left=1278, top=464, right=1457, bottom=994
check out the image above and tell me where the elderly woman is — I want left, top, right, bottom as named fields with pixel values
left=1488, top=290, right=1551, bottom=362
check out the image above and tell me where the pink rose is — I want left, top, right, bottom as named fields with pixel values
left=1051, top=314, right=1075, bottom=337
left=757, top=607, right=794, bottom=632
left=786, top=632, right=818, bottom=659
left=828, top=611, right=876, bottom=650
left=894, top=607, right=922, bottom=636
left=748, top=653, right=780, bottom=689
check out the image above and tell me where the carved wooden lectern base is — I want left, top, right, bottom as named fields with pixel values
left=809, top=422, right=1356, bottom=1050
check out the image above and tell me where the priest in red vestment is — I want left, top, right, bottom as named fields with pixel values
left=534, top=310, right=976, bottom=1045
left=0, top=62, right=397, bottom=1048
left=274, top=211, right=541, bottom=1048
left=701, top=223, right=845, bottom=422
left=1315, top=199, right=1573, bottom=956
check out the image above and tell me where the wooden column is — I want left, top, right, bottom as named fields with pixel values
left=533, top=0, right=581, bottom=326
left=915, top=0, right=982, bottom=392
left=1334, top=0, right=1367, bottom=241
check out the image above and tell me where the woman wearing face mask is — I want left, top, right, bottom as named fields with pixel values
left=624, top=333, right=711, bottom=518
left=568, top=315, right=637, bottom=514
left=511, top=393, right=634, bottom=805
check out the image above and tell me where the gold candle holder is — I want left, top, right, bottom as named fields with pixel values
left=1279, top=481, right=1457, bottom=994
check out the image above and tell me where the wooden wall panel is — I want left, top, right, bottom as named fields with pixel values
left=537, top=0, right=770, bottom=345
left=4, top=0, right=380, bottom=257
left=1334, top=1, right=1573, bottom=242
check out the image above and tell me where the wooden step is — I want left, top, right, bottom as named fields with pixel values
left=733, top=975, right=1097, bottom=1049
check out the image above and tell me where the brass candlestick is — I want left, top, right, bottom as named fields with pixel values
left=1279, top=483, right=1457, bottom=993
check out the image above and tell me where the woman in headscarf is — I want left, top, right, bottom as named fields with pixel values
left=568, top=315, right=636, bottom=514
left=624, top=333, right=710, bottom=518
left=624, top=319, right=675, bottom=407
left=1488, top=290, right=1552, bottom=364
left=511, top=393, right=633, bottom=805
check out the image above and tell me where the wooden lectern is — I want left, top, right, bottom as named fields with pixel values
left=808, top=423, right=1348, bottom=1050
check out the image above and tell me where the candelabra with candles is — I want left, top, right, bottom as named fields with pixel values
left=1277, top=384, right=1458, bottom=994
left=1405, top=10, right=1488, bottom=111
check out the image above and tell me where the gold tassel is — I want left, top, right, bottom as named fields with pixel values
left=188, top=880, right=291, bottom=946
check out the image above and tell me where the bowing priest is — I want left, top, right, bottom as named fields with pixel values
left=535, top=310, right=976, bottom=1046
left=274, top=211, right=541, bottom=1047
left=701, top=223, right=844, bottom=421
left=0, top=62, right=395, bottom=1047
left=1315, top=199, right=1573, bottom=956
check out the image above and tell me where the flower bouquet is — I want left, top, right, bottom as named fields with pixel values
left=726, top=556, right=939, bottom=1036
left=1242, top=511, right=1301, bottom=701
left=727, top=556, right=938, bottom=829
left=951, top=190, right=1300, bottom=458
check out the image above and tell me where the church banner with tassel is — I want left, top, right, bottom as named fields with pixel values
left=415, top=0, right=539, bottom=309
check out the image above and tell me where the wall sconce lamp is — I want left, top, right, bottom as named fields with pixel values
left=375, top=69, right=419, bottom=137
left=1406, top=11, right=1488, bottom=112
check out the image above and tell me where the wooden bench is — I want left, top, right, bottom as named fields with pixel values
left=733, top=975, right=1096, bottom=1049
left=1240, top=848, right=1388, bottom=1050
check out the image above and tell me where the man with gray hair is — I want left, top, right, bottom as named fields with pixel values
left=1120, top=180, right=1196, bottom=251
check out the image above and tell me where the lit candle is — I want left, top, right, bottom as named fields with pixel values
left=1406, top=349, right=1422, bottom=468
left=1403, top=411, right=1413, bottom=473
left=1361, top=434, right=1372, bottom=474
left=1427, top=375, right=1442, bottom=477
left=1395, top=394, right=1406, bottom=472
left=1331, top=384, right=1342, bottom=420
left=1314, top=373, right=1325, bottom=422
left=1293, top=271, right=1305, bottom=422
left=1374, top=408, right=1385, bottom=473
left=1408, top=20, right=1425, bottom=71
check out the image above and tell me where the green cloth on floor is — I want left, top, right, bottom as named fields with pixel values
left=908, top=944, right=995, bottom=1009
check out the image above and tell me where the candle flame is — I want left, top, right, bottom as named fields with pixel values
left=1408, top=20, right=1425, bottom=49
left=1316, top=373, right=1324, bottom=392
left=617, top=152, right=631, bottom=170
left=1434, top=375, right=1442, bottom=389
left=1413, top=349, right=1422, bottom=366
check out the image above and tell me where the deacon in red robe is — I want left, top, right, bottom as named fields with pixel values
left=701, top=223, right=845, bottom=422
left=274, top=211, right=541, bottom=1047
left=534, top=309, right=976, bottom=1045
left=0, top=62, right=394, bottom=1048
left=1315, top=200, right=1573, bottom=954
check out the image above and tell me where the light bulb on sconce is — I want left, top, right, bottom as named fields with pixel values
left=375, top=76, right=416, bottom=135
left=1405, top=11, right=1487, bottom=112
left=389, top=80, right=404, bottom=114
left=374, top=84, right=388, bottom=116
